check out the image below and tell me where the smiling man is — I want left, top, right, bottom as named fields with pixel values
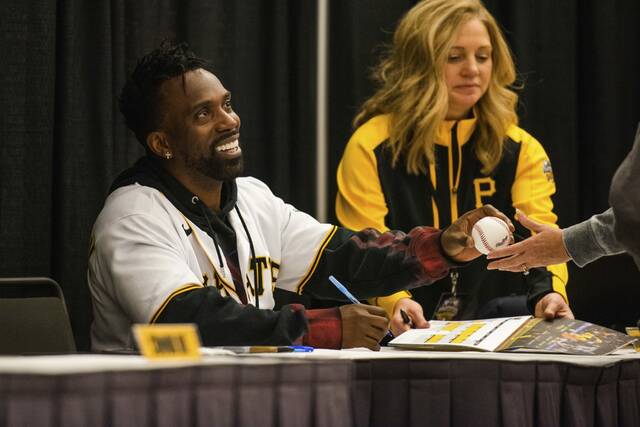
left=87, top=42, right=511, bottom=352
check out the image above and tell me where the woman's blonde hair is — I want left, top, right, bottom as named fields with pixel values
left=354, top=0, right=518, bottom=174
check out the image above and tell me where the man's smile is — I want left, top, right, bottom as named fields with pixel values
left=214, top=132, right=242, bottom=157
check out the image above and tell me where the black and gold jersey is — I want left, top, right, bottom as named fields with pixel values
left=336, top=114, right=568, bottom=319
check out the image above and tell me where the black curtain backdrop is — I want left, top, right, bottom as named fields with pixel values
left=1, top=0, right=639, bottom=350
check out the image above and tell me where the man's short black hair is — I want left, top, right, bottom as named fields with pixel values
left=119, top=42, right=211, bottom=147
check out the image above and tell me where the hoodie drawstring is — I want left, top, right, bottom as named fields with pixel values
left=235, top=206, right=260, bottom=310
left=190, top=195, right=261, bottom=310
left=192, top=196, right=226, bottom=270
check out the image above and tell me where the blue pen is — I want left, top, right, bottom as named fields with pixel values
left=289, top=345, right=314, bottom=352
left=328, top=275, right=394, bottom=339
left=328, top=275, right=360, bottom=304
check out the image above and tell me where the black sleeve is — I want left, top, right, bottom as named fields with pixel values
left=155, top=286, right=308, bottom=346
left=299, top=226, right=455, bottom=301
left=525, top=267, right=554, bottom=313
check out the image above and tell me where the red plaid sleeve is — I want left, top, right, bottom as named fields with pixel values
left=298, top=307, right=342, bottom=349
left=408, top=227, right=457, bottom=282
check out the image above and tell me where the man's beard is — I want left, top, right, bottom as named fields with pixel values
left=187, top=144, right=244, bottom=182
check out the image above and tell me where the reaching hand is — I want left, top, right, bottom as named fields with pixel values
left=441, top=204, right=514, bottom=262
left=534, top=292, right=574, bottom=319
left=389, top=298, right=429, bottom=337
left=486, top=209, right=571, bottom=271
left=339, top=304, right=389, bottom=351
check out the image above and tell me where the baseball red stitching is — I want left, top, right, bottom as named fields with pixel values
left=476, top=226, right=493, bottom=253
left=476, top=217, right=510, bottom=253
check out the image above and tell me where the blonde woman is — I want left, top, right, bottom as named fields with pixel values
left=336, top=0, right=573, bottom=337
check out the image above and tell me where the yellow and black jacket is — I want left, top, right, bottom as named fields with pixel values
left=336, top=114, right=568, bottom=319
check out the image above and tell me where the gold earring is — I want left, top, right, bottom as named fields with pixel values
left=164, top=151, right=173, bottom=160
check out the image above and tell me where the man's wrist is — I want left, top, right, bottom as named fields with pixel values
left=303, top=307, right=342, bottom=349
left=438, top=232, right=468, bottom=267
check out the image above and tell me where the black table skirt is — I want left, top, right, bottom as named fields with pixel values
left=353, top=358, right=640, bottom=427
left=1, top=356, right=639, bottom=427
left=0, top=361, right=353, bottom=427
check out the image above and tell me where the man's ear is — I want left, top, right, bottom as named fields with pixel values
left=146, top=131, right=172, bottom=159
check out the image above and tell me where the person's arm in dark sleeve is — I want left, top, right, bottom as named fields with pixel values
left=155, top=286, right=309, bottom=346
left=157, top=287, right=344, bottom=348
left=523, top=268, right=554, bottom=313
left=298, top=226, right=458, bottom=300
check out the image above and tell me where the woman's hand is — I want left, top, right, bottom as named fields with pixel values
left=487, top=209, right=571, bottom=271
left=534, top=292, right=574, bottom=319
left=389, top=298, right=429, bottom=337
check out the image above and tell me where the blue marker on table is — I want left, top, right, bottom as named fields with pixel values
left=328, top=275, right=394, bottom=339
left=289, top=345, right=314, bottom=352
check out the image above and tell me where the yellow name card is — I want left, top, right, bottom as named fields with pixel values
left=133, top=323, right=202, bottom=360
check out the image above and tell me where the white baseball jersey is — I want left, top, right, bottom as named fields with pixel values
left=88, top=177, right=336, bottom=351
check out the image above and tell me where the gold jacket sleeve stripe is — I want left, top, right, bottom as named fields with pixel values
left=295, top=225, right=338, bottom=294
left=509, top=125, right=569, bottom=299
left=429, top=163, right=440, bottom=229
left=548, top=263, right=568, bottom=301
left=369, top=290, right=413, bottom=318
left=335, top=116, right=390, bottom=231
left=150, top=283, right=203, bottom=323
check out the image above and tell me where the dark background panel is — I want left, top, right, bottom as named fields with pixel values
left=327, top=0, right=417, bottom=225
left=1, top=0, right=57, bottom=282
left=485, top=0, right=581, bottom=224
left=0, top=0, right=638, bottom=349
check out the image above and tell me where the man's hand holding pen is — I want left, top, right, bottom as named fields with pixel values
left=329, top=275, right=393, bottom=350
left=339, top=304, right=389, bottom=351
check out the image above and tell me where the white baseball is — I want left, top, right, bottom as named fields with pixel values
left=471, top=216, right=513, bottom=255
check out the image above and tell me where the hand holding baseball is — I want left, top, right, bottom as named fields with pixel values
left=472, top=216, right=514, bottom=255
left=486, top=209, right=571, bottom=271
left=441, top=205, right=514, bottom=262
